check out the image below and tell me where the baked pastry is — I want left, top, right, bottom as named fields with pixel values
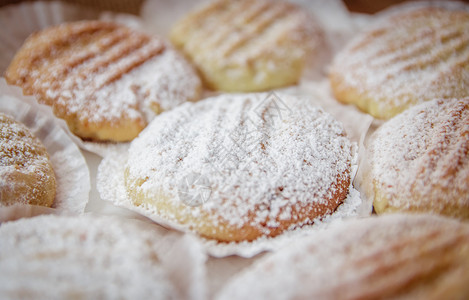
left=123, top=93, right=355, bottom=242
left=363, top=98, right=469, bottom=219
left=170, top=0, right=324, bottom=92
left=216, top=213, right=469, bottom=299
left=329, top=5, right=469, bottom=119
left=5, top=20, right=202, bottom=142
left=0, top=215, right=189, bottom=299
left=0, top=112, right=56, bottom=207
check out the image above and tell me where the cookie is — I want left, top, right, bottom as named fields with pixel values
left=170, top=0, right=324, bottom=92
left=5, top=20, right=202, bottom=142
left=0, top=113, right=56, bottom=207
left=217, top=214, right=469, bottom=300
left=0, top=215, right=184, bottom=299
left=363, top=97, right=469, bottom=219
left=329, top=5, right=469, bottom=119
left=123, top=93, right=354, bottom=242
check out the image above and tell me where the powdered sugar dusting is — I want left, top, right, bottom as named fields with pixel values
left=97, top=93, right=362, bottom=256
left=0, top=214, right=206, bottom=300
left=98, top=150, right=363, bottom=257
left=0, top=112, right=55, bottom=206
left=200, top=184, right=362, bottom=258
left=7, top=20, right=201, bottom=141
left=43, top=39, right=200, bottom=122
left=0, top=113, right=49, bottom=171
left=216, top=214, right=469, bottom=300
left=366, top=97, right=469, bottom=214
left=330, top=4, right=469, bottom=119
left=169, top=0, right=324, bottom=90
left=172, top=0, right=321, bottom=66
left=125, top=93, right=354, bottom=238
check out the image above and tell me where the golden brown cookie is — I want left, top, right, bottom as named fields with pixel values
left=123, top=93, right=354, bottom=242
left=363, top=98, right=469, bottom=219
left=5, top=20, right=202, bottom=142
left=217, top=214, right=469, bottom=300
left=329, top=5, right=469, bottom=119
left=170, top=0, right=324, bottom=92
left=0, top=113, right=56, bottom=207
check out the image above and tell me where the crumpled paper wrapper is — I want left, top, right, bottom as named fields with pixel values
left=0, top=78, right=90, bottom=222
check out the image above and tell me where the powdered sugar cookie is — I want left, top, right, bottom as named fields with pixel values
left=363, top=98, right=469, bottom=218
left=5, top=20, right=202, bottom=142
left=0, top=113, right=56, bottom=207
left=170, top=0, right=325, bottom=92
left=0, top=214, right=206, bottom=300
left=329, top=4, right=469, bottom=119
left=123, top=93, right=355, bottom=242
left=216, top=214, right=469, bottom=300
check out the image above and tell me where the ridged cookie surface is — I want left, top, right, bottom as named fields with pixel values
left=217, top=214, right=469, bottom=300
left=0, top=113, right=56, bottom=207
left=170, top=0, right=324, bottom=92
left=124, top=93, right=354, bottom=242
left=363, top=98, right=469, bottom=219
left=329, top=5, right=469, bottom=119
left=5, top=20, right=201, bottom=142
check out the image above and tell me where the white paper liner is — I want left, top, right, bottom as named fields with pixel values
left=0, top=79, right=90, bottom=221
left=351, top=119, right=384, bottom=214
left=205, top=254, right=263, bottom=299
